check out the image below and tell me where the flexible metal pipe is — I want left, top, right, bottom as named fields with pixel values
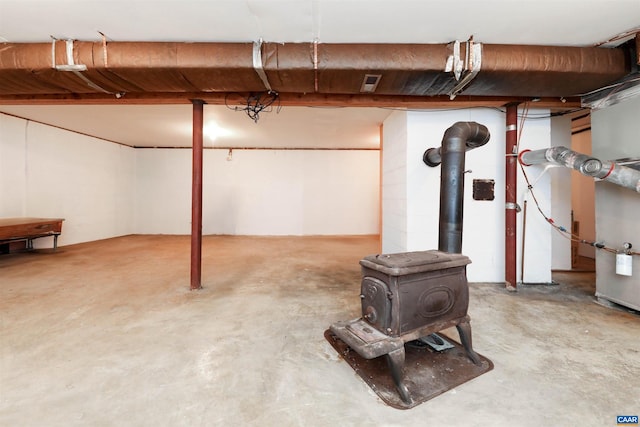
left=423, top=122, right=491, bottom=253
left=520, top=146, right=640, bottom=193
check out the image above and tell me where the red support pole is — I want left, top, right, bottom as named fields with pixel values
left=505, top=103, right=519, bottom=291
left=190, top=99, right=204, bottom=290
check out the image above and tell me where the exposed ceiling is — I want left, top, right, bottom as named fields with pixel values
left=0, top=0, right=638, bottom=148
left=0, top=104, right=389, bottom=148
left=1, top=0, right=638, bottom=46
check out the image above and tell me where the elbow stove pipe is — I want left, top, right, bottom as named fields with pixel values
left=423, top=122, right=491, bottom=254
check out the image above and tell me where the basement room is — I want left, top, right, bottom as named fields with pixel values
left=1, top=1, right=639, bottom=426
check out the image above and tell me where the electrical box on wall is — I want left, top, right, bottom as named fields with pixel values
left=616, top=253, right=633, bottom=276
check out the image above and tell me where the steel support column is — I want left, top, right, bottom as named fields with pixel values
left=190, top=99, right=204, bottom=290
left=505, top=103, right=519, bottom=290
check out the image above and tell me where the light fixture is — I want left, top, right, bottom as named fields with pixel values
left=227, top=148, right=233, bottom=161
left=204, top=121, right=232, bottom=142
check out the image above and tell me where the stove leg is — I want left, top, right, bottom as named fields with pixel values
left=386, top=347, right=412, bottom=404
left=456, top=321, right=482, bottom=365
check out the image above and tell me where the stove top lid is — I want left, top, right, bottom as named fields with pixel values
left=360, top=250, right=471, bottom=275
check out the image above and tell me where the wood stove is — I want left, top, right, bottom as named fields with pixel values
left=329, top=122, right=491, bottom=405
left=330, top=250, right=480, bottom=404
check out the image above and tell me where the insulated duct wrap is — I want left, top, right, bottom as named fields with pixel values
left=0, top=41, right=632, bottom=98
left=463, top=44, right=629, bottom=96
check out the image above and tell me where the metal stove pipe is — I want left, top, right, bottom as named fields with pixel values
left=423, top=122, right=491, bottom=253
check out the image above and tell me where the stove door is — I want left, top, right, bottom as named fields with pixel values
left=361, top=276, right=392, bottom=333
left=397, top=268, right=467, bottom=334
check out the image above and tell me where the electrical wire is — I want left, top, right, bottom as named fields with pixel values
left=590, top=76, right=640, bottom=111
left=576, top=75, right=640, bottom=98
left=377, top=105, right=505, bottom=113
left=374, top=105, right=588, bottom=120
left=517, top=108, right=588, bottom=119
left=225, top=91, right=281, bottom=123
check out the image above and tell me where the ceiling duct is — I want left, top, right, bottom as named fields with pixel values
left=0, top=40, right=633, bottom=102
left=582, top=77, right=640, bottom=109
left=581, top=37, right=640, bottom=109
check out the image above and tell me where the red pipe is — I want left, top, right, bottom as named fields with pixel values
left=505, top=103, right=519, bottom=290
left=190, top=99, right=204, bottom=290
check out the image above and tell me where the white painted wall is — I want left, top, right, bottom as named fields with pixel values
left=0, top=114, right=136, bottom=247
left=135, top=148, right=380, bottom=236
left=134, top=149, right=192, bottom=235
left=2, top=113, right=380, bottom=243
left=549, top=116, right=572, bottom=270
left=0, top=115, right=27, bottom=217
left=381, top=110, right=408, bottom=253
left=382, top=108, right=553, bottom=283
left=592, top=94, right=640, bottom=311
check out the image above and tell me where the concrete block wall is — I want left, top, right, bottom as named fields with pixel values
left=1, top=113, right=381, bottom=244
left=135, top=148, right=380, bottom=236
left=382, top=108, right=555, bottom=283
left=0, top=115, right=136, bottom=247
left=381, top=110, right=408, bottom=253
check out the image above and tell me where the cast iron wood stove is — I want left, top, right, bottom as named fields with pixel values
left=329, top=122, right=491, bottom=406
left=330, top=250, right=480, bottom=404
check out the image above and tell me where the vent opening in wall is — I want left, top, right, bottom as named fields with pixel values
left=360, top=74, right=382, bottom=93
left=472, top=179, right=495, bottom=201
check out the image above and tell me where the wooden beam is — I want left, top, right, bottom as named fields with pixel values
left=0, top=92, right=582, bottom=110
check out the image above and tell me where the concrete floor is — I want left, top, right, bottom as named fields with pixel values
left=1, top=235, right=638, bottom=427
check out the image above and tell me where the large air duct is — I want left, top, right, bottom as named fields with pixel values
left=519, top=146, right=640, bottom=193
left=0, top=40, right=632, bottom=100
left=423, top=122, right=491, bottom=253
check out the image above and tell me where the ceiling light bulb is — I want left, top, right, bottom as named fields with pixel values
left=204, top=121, right=233, bottom=142
left=204, top=122, right=221, bottom=141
